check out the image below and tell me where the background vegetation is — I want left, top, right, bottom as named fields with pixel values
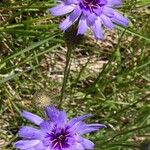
left=0, top=0, right=150, bottom=149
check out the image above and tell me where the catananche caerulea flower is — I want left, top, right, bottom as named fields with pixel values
left=49, top=0, right=129, bottom=40
left=15, top=106, right=106, bottom=150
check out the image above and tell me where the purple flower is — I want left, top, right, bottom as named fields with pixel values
left=49, top=0, right=129, bottom=40
left=14, top=106, right=106, bottom=150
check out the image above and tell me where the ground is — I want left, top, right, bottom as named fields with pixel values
left=0, top=0, right=150, bottom=150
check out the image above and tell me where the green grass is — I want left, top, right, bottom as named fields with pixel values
left=0, top=0, right=150, bottom=150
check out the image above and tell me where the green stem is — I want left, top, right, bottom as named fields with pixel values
left=59, top=46, right=73, bottom=108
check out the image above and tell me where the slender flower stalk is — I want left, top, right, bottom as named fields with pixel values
left=59, top=47, right=72, bottom=109
left=49, top=0, right=129, bottom=40
left=14, top=106, right=106, bottom=150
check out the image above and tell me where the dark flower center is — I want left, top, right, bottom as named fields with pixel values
left=80, top=0, right=107, bottom=12
left=48, top=128, right=71, bottom=150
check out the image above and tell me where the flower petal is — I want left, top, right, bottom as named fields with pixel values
left=66, top=0, right=79, bottom=4
left=40, top=121, right=54, bottom=132
left=79, top=123, right=106, bottom=134
left=77, top=15, right=88, bottom=35
left=21, top=111, right=43, bottom=125
left=87, top=13, right=97, bottom=26
left=91, top=17, right=104, bottom=40
left=93, top=7, right=103, bottom=16
left=75, top=143, right=85, bottom=150
left=112, top=11, right=129, bottom=26
left=14, top=140, right=40, bottom=149
left=82, top=7, right=91, bottom=16
left=34, top=141, right=46, bottom=150
left=79, top=126, right=102, bottom=134
left=107, top=0, right=122, bottom=7
left=68, top=114, right=92, bottom=126
left=18, top=126, right=44, bottom=139
left=45, top=106, right=60, bottom=120
left=49, top=3, right=75, bottom=16
left=82, top=138, right=94, bottom=149
left=45, top=106, right=67, bottom=126
left=102, top=6, right=114, bottom=17
left=68, top=121, right=99, bottom=135
left=101, top=14, right=114, bottom=29
left=87, top=123, right=107, bottom=128
left=59, top=6, right=82, bottom=31
left=70, top=121, right=105, bottom=135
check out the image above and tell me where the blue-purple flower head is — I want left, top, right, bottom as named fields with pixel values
left=50, top=0, right=129, bottom=40
left=15, top=106, right=106, bottom=150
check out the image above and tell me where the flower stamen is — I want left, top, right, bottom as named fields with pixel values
left=52, top=141, right=59, bottom=148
